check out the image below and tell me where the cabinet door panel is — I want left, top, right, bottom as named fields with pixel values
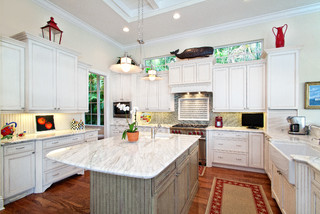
left=4, top=152, right=35, bottom=198
left=182, top=64, right=196, bottom=84
left=247, top=64, right=265, bottom=110
left=147, top=81, right=159, bottom=110
left=136, top=76, right=148, bottom=110
left=155, top=175, right=176, bottom=214
left=0, top=42, right=25, bottom=110
left=57, top=50, right=77, bottom=110
left=229, top=66, right=246, bottom=110
left=197, top=62, right=211, bottom=83
left=112, top=74, right=122, bottom=101
left=268, top=52, right=297, bottom=109
left=189, top=147, right=198, bottom=194
left=158, top=73, right=172, bottom=111
left=213, top=68, right=229, bottom=110
left=248, top=133, right=264, bottom=169
left=272, top=163, right=282, bottom=207
left=283, top=176, right=296, bottom=214
left=169, top=66, right=181, bottom=85
left=29, top=41, right=56, bottom=110
left=121, top=74, right=132, bottom=101
left=77, top=66, right=88, bottom=111
left=176, top=158, right=189, bottom=214
left=311, top=185, right=320, bottom=214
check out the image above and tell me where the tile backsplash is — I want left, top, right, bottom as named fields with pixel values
left=137, top=93, right=242, bottom=127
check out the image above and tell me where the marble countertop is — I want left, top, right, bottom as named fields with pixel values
left=46, top=132, right=200, bottom=179
left=206, top=126, right=265, bottom=133
left=0, top=129, right=99, bottom=146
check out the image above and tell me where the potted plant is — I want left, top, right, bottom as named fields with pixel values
left=117, top=103, right=139, bottom=142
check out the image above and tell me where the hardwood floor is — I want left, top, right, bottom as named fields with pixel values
left=1, top=167, right=281, bottom=214
left=189, top=167, right=281, bottom=214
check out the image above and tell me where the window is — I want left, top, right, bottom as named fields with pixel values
left=214, top=40, right=262, bottom=64
left=85, top=73, right=104, bottom=125
left=144, top=55, right=176, bottom=72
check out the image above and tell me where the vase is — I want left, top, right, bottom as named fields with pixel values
left=127, top=131, right=139, bottom=142
left=272, top=24, right=288, bottom=48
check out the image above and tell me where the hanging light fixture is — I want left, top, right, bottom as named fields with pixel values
left=109, top=52, right=142, bottom=74
left=142, top=68, right=163, bottom=81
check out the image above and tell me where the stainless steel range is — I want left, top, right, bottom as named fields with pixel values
left=170, top=124, right=207, bottom=166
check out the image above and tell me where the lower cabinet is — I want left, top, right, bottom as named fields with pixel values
left=3, top=141, right=35, bottom=202
left=176, top=157, right=190, bottom=214
left=311, top=169, right=320, bottom=214
left=271, top=162, right=296, bottom=214
left=154, top=172, right=176, bottom=214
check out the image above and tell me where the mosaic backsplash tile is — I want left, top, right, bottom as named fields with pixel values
left=137, top=92, right=242, bottom=127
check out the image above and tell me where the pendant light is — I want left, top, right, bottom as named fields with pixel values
left=109, top=52, right=142, bottom=74
left=142, top=69, right=163, bottom=81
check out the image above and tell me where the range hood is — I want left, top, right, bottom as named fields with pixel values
left=170, top=82, right=213, bottom=93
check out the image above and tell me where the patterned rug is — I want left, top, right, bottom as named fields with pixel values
left=205, top=178, right=273, bottom=214
left=199, top=165, right=206, bottom=176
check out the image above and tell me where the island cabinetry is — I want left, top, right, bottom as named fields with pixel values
left=311, top=168, right=320, bottom=214
left=0, top=37, right=25, bottom=111
left=90, top=141, right=199, bottom=214
left=207, top=130, right=264, bottom=170
left=3, top=141, right=35, bottom=203
left=36, top=134, right=85, bottom=193
left=212, top=61, right=265, bottom=112
left=271, top=162, right=296, bottom=214
left=264, top=47, right=300, bottom=109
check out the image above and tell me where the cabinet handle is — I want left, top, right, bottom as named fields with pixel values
left=58, top=108, right=61, bottom=110
left=52, top=142, right=59, bottom=144
left=176, top=172, right=181, bottom=176
left=218, top=156, right=223, bottom=159
left=52, top=161, right=57, bottom=164
left=72, top=138, right=79, bottom=140
left=21, top=107, right=25, bottom=110
left=52, top=173, right=60, bottom=177
left=277, top=170, right=282, bottom=175
left=164, top=170, right=171, bottom=177
left=236, top=158, right=242, bottom=161
left=15, top=146, right=25, bottom=150
left=218, top=143, right=223, bottom=146
left=236, top=145, right=242, bottom=147
left=32, top=152, right=35, bottom=154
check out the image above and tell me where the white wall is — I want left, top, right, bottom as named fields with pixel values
left=128, top=12, right=320, bottom=126
left=0, top=0, right=122, bottom=72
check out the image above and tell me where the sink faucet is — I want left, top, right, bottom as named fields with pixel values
left=312, top=138, right=320, bottom=145
left=151, top=124, right=161, bottom=139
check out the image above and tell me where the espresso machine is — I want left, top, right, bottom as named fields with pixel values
left=287, top=116, right=307, bottom=135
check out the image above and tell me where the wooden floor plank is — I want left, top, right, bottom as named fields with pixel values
left=1, top=167, right=281, bottom=214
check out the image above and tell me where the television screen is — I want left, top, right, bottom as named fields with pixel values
left=241, top=113, right=264, bottom=129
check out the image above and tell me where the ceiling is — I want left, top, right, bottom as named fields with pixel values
left=41, top=0, right=320, bottom=47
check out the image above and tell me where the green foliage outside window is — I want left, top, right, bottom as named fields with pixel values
left=214, top=41, right=262, bottom=64
left=86, top=73, right=104, bottom=125
left=145, top=56, right=176, bottom=73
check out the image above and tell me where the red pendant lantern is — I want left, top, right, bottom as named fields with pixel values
left=41, top=17, right=63, bottom=44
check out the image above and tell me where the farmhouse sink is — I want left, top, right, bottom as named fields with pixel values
left=154, top=133, right=173, bottom=139
left=269, top=141, right=320, bottom=184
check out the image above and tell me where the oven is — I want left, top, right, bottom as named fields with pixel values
left=170, top=124, right=207, bottom=166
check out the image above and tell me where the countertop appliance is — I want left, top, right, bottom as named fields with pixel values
left=241, top=113, right=264, bottom=129
left=287, top=116, right=307, bottom=135
left=113, top=102, right=131, bottom=118
left=215, top=116, right=223, bottom=128
left=170, top=124, right=208, bottom=166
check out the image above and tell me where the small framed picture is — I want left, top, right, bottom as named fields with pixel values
left=305, top=81, right=320, bottom=109
left=35, top=115, right=55, bottom=132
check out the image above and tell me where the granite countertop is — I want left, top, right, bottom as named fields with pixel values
left=0, top=129, right=99, bottom=146
left=46, top=132, right=200, bottom=179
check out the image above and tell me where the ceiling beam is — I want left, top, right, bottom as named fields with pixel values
left=146, top=0, right=159, bottom=9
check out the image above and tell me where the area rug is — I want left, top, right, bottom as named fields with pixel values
left=199, top=165, right=206, bottom=176
left=205, top=178, right=273, bottom=214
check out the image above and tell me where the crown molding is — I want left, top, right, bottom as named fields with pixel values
left=32, top=0, right=124, bottom=49
left=125, top=2, right=320, bottom=49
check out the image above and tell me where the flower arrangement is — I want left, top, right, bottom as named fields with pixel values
left=117, top=103, right=139, bottom=140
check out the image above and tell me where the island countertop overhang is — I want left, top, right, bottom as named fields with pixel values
left=46, top=133, right=200, bottom=179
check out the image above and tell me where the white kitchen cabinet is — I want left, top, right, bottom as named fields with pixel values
left=311, top=168, right=320, bottom=214
left=111, top=73, right=132, bottom=102
left=264, top=135, right=272, bottom=179
left=182, top=63, right=196, bottom=84
left=197, top=62, right=212, bottom=83
left=271, top=162, right=296, bottom=214
left=12, top=32, right=79, bottom=112
left=56, top=50, right=77, bottom=110
left=0, top=37, right=25, bottom=111
left=248, top=133, right=264, bottom=169
left=168, top=66, right=182, bottom=85
left=213, top=61, right=265, bottom=112
left=136, top=71, right=174, bottom=112
left=4, top=141, right=35, bottom=200
left=77, top=62, right=90, bottom=111
left=264, top=47, right=300, bottom=109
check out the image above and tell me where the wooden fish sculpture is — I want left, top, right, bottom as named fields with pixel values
left=170, top=46, right=214, bottom=59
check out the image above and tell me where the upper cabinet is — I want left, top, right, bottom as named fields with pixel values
left=111, top=73, right=132, bottom=102
left=11, top=32, right=85, bottom=112
left=0, top=37, right=25, bottom=111
left=77, top=62, right=90, bottom=112
left=264, top=47, right=300, bottom=109
left=213, top=61, right=265, bottom=112
left=168, top=57, right=213, bottom=93
left=135, top=71, right=174, bottom=112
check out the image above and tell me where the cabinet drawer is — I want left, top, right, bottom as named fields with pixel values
left=212, top=131, right=248, bottom=140
left=43, top=157, right=64, bottom=172
left=43, top=165, right=81, bottom=185
left=213, top=140, right=248, bottom=153
left=213, top=151, right=248, bottom=166
left=154, top=162, right=176, bottom=192
left=4, top=141, right=35, bottom=156
left=85, top=131, right=98, bottom=140
left=68, top=134, right=85, bottom=143
left=43, top=137, right=66, bottom=149
left=189, top=141, right=199, bottom=154
left=176, top=150, right=189, bottom=167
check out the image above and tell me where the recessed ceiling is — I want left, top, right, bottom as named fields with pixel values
left=41, top=0, right=320, bottom=47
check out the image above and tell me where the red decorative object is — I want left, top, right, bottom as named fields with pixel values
left=272, top=24, right=288, bottom=48
left=41, top=17, right=63, bottom=44
left=215, top=116, right=223, bottom=128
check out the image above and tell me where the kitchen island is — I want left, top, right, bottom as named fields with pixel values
left=47, top=132, right=200, bottom=214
